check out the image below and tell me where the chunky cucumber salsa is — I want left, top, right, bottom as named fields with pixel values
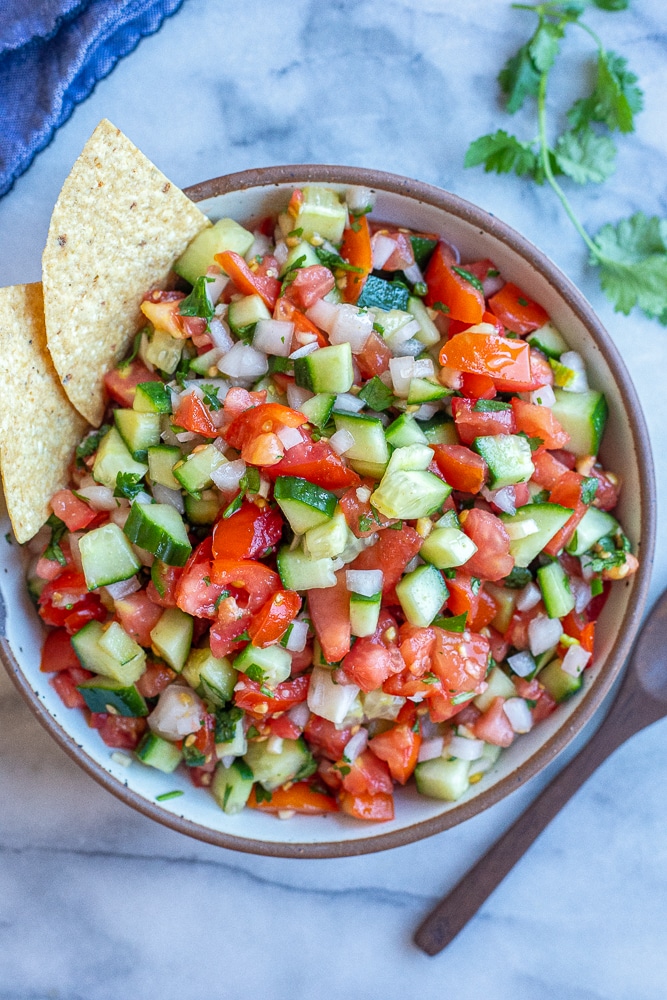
left=31, top=184, right=638, bottom=823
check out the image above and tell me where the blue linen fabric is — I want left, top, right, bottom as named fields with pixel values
left=0, top=0, right=185, bottom=198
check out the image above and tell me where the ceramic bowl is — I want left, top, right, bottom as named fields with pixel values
left=0, top=165, right=655, bottom=857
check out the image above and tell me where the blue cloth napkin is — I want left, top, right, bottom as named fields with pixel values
left=0, top=0, right=185, bottom=198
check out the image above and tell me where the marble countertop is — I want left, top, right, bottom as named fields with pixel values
left=1, top=1, right=667, bottom=997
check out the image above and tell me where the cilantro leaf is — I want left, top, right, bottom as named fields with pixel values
left=569, top=50, right=642, bottom=134
left=464, top=130, right=540, bottom=179
left=553, top=128, right=616, bottom=184
left=314, top=247, right=364, bottom=274
left=113, top=472, right=145, bottom=501
left=529, top=20, right=563, bottom=75
left=117, top=331, right=143, bottom=371
left=451, top=266, right=484, bottom=294
left=581, top=476, right=599, bottom=505
left=75, top=425, right=110, bottom=467
left=44, top=513, right=67, bottom=566
left=592, top=213, right=667, bottom=321
left=498, top=41, right=542, bottom=114
left=214, top=705, right=243, bottom=745
left=254, top=785, right=273, bottom=804
left=592, top=0, right=628, bottom=8
left=358, top=376, right=396, bottom=411
left=200, top=384, right=222, bottom=411
left=179, top=276, right=214, bottom=321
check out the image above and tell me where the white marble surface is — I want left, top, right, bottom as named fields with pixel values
left=1, top=1, right=667, bottom=996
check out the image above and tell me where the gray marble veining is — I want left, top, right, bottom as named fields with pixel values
left=1, top=1, right=667, bottom=997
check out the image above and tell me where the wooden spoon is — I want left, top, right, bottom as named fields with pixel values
left=414, top=588, right=667, bottom=956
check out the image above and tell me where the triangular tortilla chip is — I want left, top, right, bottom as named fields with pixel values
left=0, top=283, right=89, bottom=542
left=42, top=118, right=210, bottom=427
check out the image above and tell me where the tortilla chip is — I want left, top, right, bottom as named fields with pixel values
left=42, top=119, right=210, bottom=427
left=0, top=283, right=89, bottom=543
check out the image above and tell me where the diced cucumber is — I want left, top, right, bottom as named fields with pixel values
left=182, top=646, right=238, bottom=706
left=537, top=560, right=575, bottom=619
left=184, top=490, right=221, bottom=525
left=550, top=388, right=608, bottom=457
left=418, top=413, right=458, bottom=445
left=147, top=445, right=181, bottom=491
left=539, top=656, right=583, bottom=702
left=215, top=715, right=247, bottom=758
left=410, top=236, right=438, bottom=269
left=469, top=742, right=502, bottom=779
left=277, top=545, right=337, bottom=591
left=274, top=476, right=337, bottom=534
left=294, top=343, right=354, bottom=394
left=124, top=502, right=192, bottom=566
left=293, top=186, right=347, bottom=243
left=78, top=522, right=142, bottom=590
left=357, top=275, right=410, bottom=312
left=71, top=621, right=146, bottom=686
left=136, top=732, right=183, bottom=773
left=173, top=443, right=227, bottom=496
left=234, top=643, right=292, bottom=688
left=98, top=620, right=144, bottom=664
left=92, top=426, right=148, bottom=489
left=473, top=665, right=517, bottom=712
left=374, top=308, right=416, bottom=349
left=211, top=760, right=255, bottom=815
left=174, top=217, right=254, bottom=285
left=149, top=606, right=193, bottom=671
left=349, top=460, right=390, bottom=480
left=435, top=510, right=460, bottom=529
left=300, top=392, right=335, bottom=428
left=415, top=757, right=470, bottom=801
left=371, top=470, right=451, bottom=520
left=114, top=409, right=162, bottom=461
left=407, top=378, right=449, bottom=404
left=143, top=329, right=183, bottom=374
left=303, top=508, right=350, bottom=559
left=419, top=526, right=477, bottom=570
left=228, top=294, right=271, bottom=337
left=499, top=503, right=573, bottom=568
left=396, top=564, right=449, bottom=627
left=189, top=347, right=223, bottom=377
left=77, top=675, right=148, bottom=717
left=243, top=737, right=314, bottom=792
left=566, top=507, right=619, bottom=556
left=133, top=381, right=172, bottom=414
left=333, top=411, right=389, bottom=466
left=385, top=413, right=429, bottom=448
left=549, top=357, right=580, bottom=389
left=485, top=582, right=518, bottom=634
left=473, top=434, right=534, bottom=490
left=349, top=591, right=381, bottom=637
left=279, top=240, right=320, bottom=276
left=526, top=321, right=568, bottom=359
left=407, top=295, right=440, bottom=346
left=386, top=443, right=433, bottom=474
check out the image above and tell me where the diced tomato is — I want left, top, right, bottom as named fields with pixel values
left=460, top=371, right=497, bottom=399
left=399, top=624, right=436, bottom=677
left=40, top=627, right=80, bottom=673
left=267, top=715, right=303, bottom=740
left=225, top=402, right=306, bottom=454
left=233, top=674, right=309, bottom=716
left=209, top=615, right=252, bottom=658
left=273, top=296, right=327, bottom=348
left=532, top=689, right=558, bottom=723
left=425, top=243, right=485, bottom=324
left=588, top=465, right=620, bottom=511
left=430, top=627, right=489, bottom=702
left=210, top=559, right=281, bottom=615
left=35, top=553, right=72, bottom=581
left=135, top=661, right=176, bottom=698
left=472, top=696, right=515, bottom=747
left=114, top=591, right=164, bottom=646
left=146, top=564, right=182, bottom=608
left=183, top=712, right=216, bottom=766
left=304, top=715, right=353, bottom=759
left=441, top=333, right=532, bottom=386
left=451, top=397, right=516, bottom=445
left=308, top=571, right=351, bottom=663
left=50, top=490, right=98, bottom=532
left=505, top=604, right=544, bottom=650
left=285, top=265, right=335, bottom=309
left=176, top=545, right=226, bottom=620
left=532, top=449, right=571, bottom=489
left=432, top=444, right=488, bottom=494
left=492, top=348, right=554, bottom=393
left=469, top=586, right=500, bottom=631
left=248, top=782, right=339, bottom=814
left=544, top=471, right=587, bottom=556
left=51, top=667, right=92, bottom=709
left=350, top=525, right=422, bottom=602
left=339, top=478, right=396, bottom=537
left=339, top=790, right=394, bottom=822
left=264, top=438, right=360, bottom=490
left=215, top=250, right=281, bottom=310
left=381, top=231, right=415, bottom=271
left=340, top=214, right=372, bottom=303
left=446, top=573, right=481, bottom=620
left=211, top=501, right=283, bottom=560
left=140, top=292, right=186, bottom=337
left=173, top=393, right=219, bottom=438
left=104, top=359, right=161, bottom=408
left=62, top=599, right=108, bottom=634
left=460, top=508, right=514, bottom=581
left=487, top=282, right=549, bottom=335
left=93, top=714, right=147, bottom=750
left=355, top=330, right=392, bottom=378
left=38, top=570, right=106, bottom=632
left=290, top=643, right=314, bottom=675
left=368, top=723, right=421, bottom=784
left=511, top=398, right=570, bottom=450
left=220, top=386, right=267, bottom=427
left=339, top=637, right=401, bottom=692
left=340, top=749, right=393, bottom=796
left=248, top=589, right=301, bottom=647
left=561, top=609, right=596, bottom=654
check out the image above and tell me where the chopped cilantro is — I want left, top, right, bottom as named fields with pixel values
left=517, top=296, right=529, bottom=307
left=117, top=331, right=143, bottom=370
left=314, top=246, right=364, bottom=274
left=246, top=725, right=260, bottom=740
left=179, top=276, right=214, bottom=322
left=214, top=705, right=243, bottom=744
left=581, top=476, right=599, bottom=505
left=44, top=514, right=67, bottom=567
left=516, top=430, right=544, bottom=452
left=433, top=612, right=467, bottom=633
left=590, top=576, right=604, bottom=597
left=451, top=691, right=476, bottom=706
left=113, top=471, right=145, bottom=501
left=412, top=281, right=428, bottom=297
left=182, top=743, right=207, bottom=767
left=359, top=375, right=396, bottom=411
left=503, top=566, right=533, bottom=589
left=473, top=399, right=511, bottom=412
left=156, top=790, right=184, bottom=802
left=245, top=664, right=266, bottom=684
left=281, top=254, right=307, bottom=290
left=254, top=785, right=273, bottom=804
left=451, top=266, right=484, bottom=294
left=259, top=684, right=274, bottom=699
left=75, top=425, right=110, bottom=467
left=201, top=384, right=223, bottom=411
left=432, top=301, right=450, bottom=314
left=236, top=760, right=254, bottom=782
left=358, top=514, right=375, bottom=533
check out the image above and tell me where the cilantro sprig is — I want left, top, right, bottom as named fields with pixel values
left=466, top=2, right=667, bottom=324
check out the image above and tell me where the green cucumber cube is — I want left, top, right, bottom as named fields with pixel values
left=415, top=757, right=471, bottom=801
left=136, top=732, right=183, bottom=773
left=294, top=343, right=353, bottom=394
left=395, top=564, right=449, bottom=627
left=114, top=408, right=162, bottom=461
left=123, top=502, right=192, bottom=566
left=233, top=643, right=292, bottom=688
left=77, top=675, right=148, bottom=717
left=78, top=522, right=142, bottom=591
left=472, top=434, right=534, bottom=490
left=211, top=760, right=254, bottom=815
left=147, top=445, right=182, bottom=491
left=133, top=381, right=172, bottom=414
left=92, top=426, right=148, bottom=489
left=182, top=647, right=238, bottom=706
left=150, top=606, right=193, bottom=671
left=274, top=476, right=337, bottom=534
left=174, top=217, right=254, bottom=285
left=419, top=526, right=477, bottom=570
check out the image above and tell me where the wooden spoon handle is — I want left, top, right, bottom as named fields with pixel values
left=413, top=693, right=637, bottom=956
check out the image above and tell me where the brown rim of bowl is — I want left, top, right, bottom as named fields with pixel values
left=0, top=165, right=656, bottom=858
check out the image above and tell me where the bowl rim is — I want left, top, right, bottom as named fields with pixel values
left=0, top=163, right=656, bottom=858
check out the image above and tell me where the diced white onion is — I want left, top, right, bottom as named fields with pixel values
left=507, top=649, right=536, bottom=677
left=503, top=697, right=534, bottom=733
left=74, top=485, right=118, bottom=511
left=528, top=614, right=563, bottom=656
left=346, top=569, right=383, bottom=597
left=439, top=366, right=463, bottom=390
left=287, top=702, right=311, bottom=730
left=285, top=620, right=309, bottom=653
left=307, top=667, right=360, bottom=725
left=245, top=231, right=272, bottom=262
left=392, top=337, right=425, bottom=358
left=204, top=267, right=229, bottom=308
left=516, top=581, right=541, bottom=612
left=286, top=383, right=314, bottom=410
left=385, top=319, right=421, bottom=351
left=266, top=735, right=284, bottom=755
left=571, top=576, right=593, bottom=614
left=404, top=556, right=421, bottom=574
left=306, top=298, right=339, bottom=334
left=413, top=403, right=440, bottom=420
left=342, top=729, right=368, bottom=763
left=580, top=553, right=596, bottom=581
left=218, top=342, right=268, bottom=378
left=258, top=477, right=271, bottom=498
left=104, top=576, right=141, bottom=600
left=329, top=428, right=355, bottom=455
left=252, top=319, right=294, bottom=357
left=449, top=735, right=485, bottom=761
left=151, top=484, right=185, bottom=513
left=481, top=271, right=505, bottom=297
left=334, top=392, right=365, bottom=413
left=175, top=430, right=199, bottom=443
left=529, top=384, right=556, bottom=407
left=413, top=358, right=435, bottom=379
left=356, top=486, right=372, bottom=503
left=289, top=342, right=319, bottom=360
left=148, top=685, right=204, bottom=740
left=561, top=643, right=591, bottom=677
left=273, top=240, right=289, bottom=269
left=221, top=754, right=235, bottom=769
left=560, top=351, right=589, bottom=393
left=346, top=187, right=376, bottom=214
left=403, top=261, right=424, bottom=285
left=504, top=518, right=539, bottom=541
left=481, top=485, right=516, bottom=515
left=211, top=459, right=246, bottom=492
left=208, top=318, right=234, bottom=354
left=371, top=234, right=396, bottom=270
left=109, top=507, right=130, bottom=529
left=276, top=425, right=303, bottom=451
left=329, top=304, right=374, bottom=353
left=389, top=356, right=414, bottom=397
left=418, top=737, right=445, bottom=762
